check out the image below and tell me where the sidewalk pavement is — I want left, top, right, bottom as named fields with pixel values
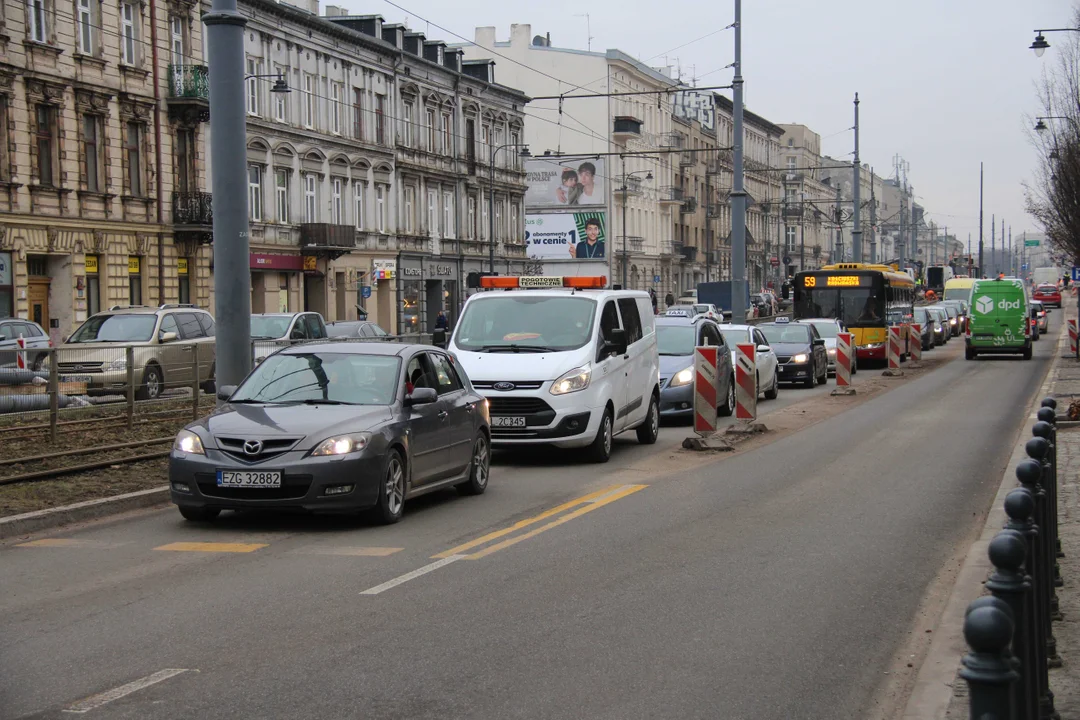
left=944, top=330, right=1080, bottom=718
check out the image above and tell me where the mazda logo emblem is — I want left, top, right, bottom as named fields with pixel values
left=493, top=382, right=516, bottom=391
left=243, top=440, right=263, bottom=456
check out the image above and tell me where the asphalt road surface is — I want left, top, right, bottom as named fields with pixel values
left=0, top=319, right=1056, bottom=719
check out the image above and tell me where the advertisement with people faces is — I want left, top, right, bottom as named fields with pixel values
left=524, top=157, right=606, bottom=208
left=524, top=212, right=607, bottom=261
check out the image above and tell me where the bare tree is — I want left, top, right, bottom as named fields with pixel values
left=1025, top=7, right=1080, bottom=265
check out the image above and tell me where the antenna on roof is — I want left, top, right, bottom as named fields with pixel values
left=574, top=13, right=592, bottom=51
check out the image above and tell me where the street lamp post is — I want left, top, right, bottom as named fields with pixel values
left=852, top=93, right=862, bottom=263
left=1030, top=28, right=1080, bottom=57
left=618, top=161, right=652, bottom=289
left=730, top=0, right=748, bottom=323
left=489, top=143, right=530, bottom=275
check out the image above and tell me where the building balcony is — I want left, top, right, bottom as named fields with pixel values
left=660, top=132, right=684, bottom=149
left=782, top=204, right=803, bottom=219
left=680, top=197, right=698, bottom=214
left=617, top=236, right=645, bottom=256
left=613, top=115, right=643, bottom=142
left=679, top=151, right=695, bottom=167
left=679, top=246, right=698, bottom=264
left=300, top=223, right=360, bottom=259
left=658, top=186, right=684, bottom=205
left=172, top=191, right=213, bottom=245
left=166, top=65, right=209, bottom=123
left=615, top=175, right=644, bottom=198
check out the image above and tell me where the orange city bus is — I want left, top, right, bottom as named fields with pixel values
left=792, top=263, right=916, bottom=363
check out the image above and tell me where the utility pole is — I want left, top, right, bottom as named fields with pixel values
left=929, top=221, right=936, bottom=265
left=1001, top=218, right=1005, bottom=275
left=978, top=163, right=984, bottom=278
left=852, top=93, right=862, bottom=263
left=868, top=168, right=877, bottom=264
left=1008, top=225, right=1012, bottom=275
left=705, top=167, right=712, bottom=283
left=833, top=184, right=841, bottom=263
left=991, top=213, right=995, bottom=277
left=204, top=0, right=252, bottom=393
left=910, top=196, right=917, bottom=275
left=897, top=196, right=906, bottom=266
left=968, top=232, right=973, bottom=277
left=800, top=192, right=806, bottom=270
left=729, top=0, right=748, bottom=322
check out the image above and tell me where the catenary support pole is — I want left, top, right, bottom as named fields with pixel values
left=978, top=163, right=984, bottom=278
left=852, top=93, right=862, bottom=263
left=729, top=0, right=748, bottom=323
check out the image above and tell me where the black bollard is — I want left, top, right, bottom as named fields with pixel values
left=1015, top=462, right=1058, bottom=716
left=1033, top=421, right=1064, bottom=592
left=1036, top=406, right=1064, bottom=561
left=987, top=530, right=1036, bottom=720
left=961, top=604, right=1019, bottom=720
left=1027, top=435, right=1065, bottom=638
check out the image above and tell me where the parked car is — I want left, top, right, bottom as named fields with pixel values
left=1030, top=300, right=1049, bottom=333
left=718, top=324, right=780, bottom=400
left=326, top=321, right=394, bottom=340
left=1033, top=283, right=1062, bottom=308
left=757, top=319, right=829, bottom=388
left=252, top=312, right=328, bottom=362
left=655, top=316, right=735, bottom=420
left=0, top=318, right=51, bottom=369
left=170, top=343, right=490, bottom=524
left=910, top=308, right=936, bottom=352
left=750, top=294, right=770, bottom=317
left=60, top=304, right=216, bottom=400
left=803, top=317, right=858, bottom=375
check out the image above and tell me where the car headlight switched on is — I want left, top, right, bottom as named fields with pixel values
left=311, top=433, right=371, bottom=457
left=792, top=353, right=809, bottom=364
left=670, top=367, right=694, bottom=387
left=950, top=318, right=957, bottom=325
left=174, top=429, right=205, bottom=455
left=550, top=365, right=591, bottom=395
left=827, top=348, right=837, bottom=356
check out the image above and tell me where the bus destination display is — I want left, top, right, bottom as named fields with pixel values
left=801, top=275, right=871, bottom=288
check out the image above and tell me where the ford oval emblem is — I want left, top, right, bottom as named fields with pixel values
left=493, top=382, right=516, bottom=391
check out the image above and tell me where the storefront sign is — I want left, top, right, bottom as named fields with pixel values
left=373, top=259, right=397, bottom=280
left=361, top=285, right=372, bottom=299
left=402, top=267, right=422, bottom=277
left=303, top=256, right=318, bottom=272
left=427, top=264, right=454, bottom=277
left=525, top=157, right=606, bottom=208
left=128, top=256, right=141, bottom=274
left=84, top=255, right=99, bottom=274
left=177, top=258, right=188, bottom=276
left=250, top=253, right=303, bottom=271
left=525, top=212, right=607, bottom=261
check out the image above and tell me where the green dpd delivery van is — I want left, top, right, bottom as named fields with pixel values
left=965, top=277, right=1031, bottom=361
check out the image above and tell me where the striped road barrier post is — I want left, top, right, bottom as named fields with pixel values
left=15, top=335, right=25, bottom=370
left=693, top=345, right=718, bottom=437
left=908, top=324, right=923, bottom=368
left=831, top=332, right=856, bottom=396
left=882, top=325, right=904, bottom=377
left=735, top=343, right=757, bottom=424
left=1069, top=318, right=1078, bottom=358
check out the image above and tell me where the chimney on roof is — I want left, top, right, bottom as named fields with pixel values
left=323, top=4, right=346, bottom=16
left=404, top=31, right=425, bottom=56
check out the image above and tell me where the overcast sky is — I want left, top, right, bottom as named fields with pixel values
left=344, top=0, right=1070, bottom=244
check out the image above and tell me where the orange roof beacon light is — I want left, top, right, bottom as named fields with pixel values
left=478, top=276, right=608, bottom=290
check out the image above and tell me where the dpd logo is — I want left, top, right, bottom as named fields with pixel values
left=997, top=298, right=1022, bottom=311
left=975, top=295, right=994, bottom=314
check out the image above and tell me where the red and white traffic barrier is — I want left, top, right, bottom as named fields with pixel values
left=831, top=332, right=856, bottom=396
left=908, top=324, right=923, bottom=367
left=693, top=345, right=718, bottom=437
left=734, top=343, right=757, bottom=422
left=15, top=335, right=26, bottom=370
left=1070, top=319, right=1078, bottom=357
left=883, top=326, right=904, bottom=376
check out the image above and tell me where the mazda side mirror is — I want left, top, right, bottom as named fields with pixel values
left=813, top=338, right=825, bottom=346
left=217, top=385, right=237, bottom=401
left=405, top=387, right=438, bottom=406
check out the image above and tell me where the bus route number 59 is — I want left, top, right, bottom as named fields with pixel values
left=804, top=276, right=816, bottom=287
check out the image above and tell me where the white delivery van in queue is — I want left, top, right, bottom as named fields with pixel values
left=449, top=276, right=661, bottom=463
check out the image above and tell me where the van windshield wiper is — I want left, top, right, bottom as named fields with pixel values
left=479, top=344, right=557, bottom=353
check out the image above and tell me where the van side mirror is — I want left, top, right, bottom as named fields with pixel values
left=604, top=328, right=628, bottom=357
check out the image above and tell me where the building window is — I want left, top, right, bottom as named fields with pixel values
left=427, top=189, right=437, bottom=238
left=495, top=200, right=503, bottom=240
left=443, top=192, right=455, bottom=239
left=403, top=102, right=413, bottom=147
left=404, top=186, right=414, bottom=233
left=169, top=16, right=184, bottom=67
left=128, top=256, right=143, bottom=305
left=376, top=185, right=386, bottom=232
left=426, top=108, right=437, bottom=152
left=125, top=121, right=143, bottom=197
left=354, top=182, right=364, bottom=230
left=303, top=73, right=314, bottom=128
left=481, top=195, right=488, bottom=240
left=174, top=127, right=195, bottom=192
left=178, top=258, right=190, bottom=304
left=275, top=170, right=289, bottom=223
left=248, top=165, right=262, bottom=221
left=246, top=58, right=262, bottom=116
left=785, top=226, right=797, bottom=251
left=304, top=173, right=317, bottom=222
left=442, top=113, right=452, bottom=154
left=85, top=255, right=100, bottom=316
left=511, top=202, right=519, bottom=240
left=375, top=95, right=385, bottom=145
left=29, top=0, right=49, bottom=43
left=83, top=115, right=103, bottom=193
left=352, top=88, right=363, bottom=140
left=331, top=178, right=343, bottom=224
left=330, top=82, right=341, bottom=135
left=273, top=65, right=288, bottom=122
left=786, top=156, right=796, bottom=172
left=77, top=0, right=94, bottom=54
left=481, top=124, right=490, bottom=158
left=467, top=196, right=476, bottom=239
left=0, top=97, right=9, bottom=182
left=121, top=1, right=138, bottom=65
left=510, top=131, right=520, bottom=168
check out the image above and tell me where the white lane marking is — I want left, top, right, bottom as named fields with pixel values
left=64, top=669, right=190, bottom=713
left=586, top=484, right=639, bottom=504
left=359, top=555, right=465, bottom=595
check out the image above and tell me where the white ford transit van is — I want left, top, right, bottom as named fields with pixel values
left=449, top=276, right=661, bottom=463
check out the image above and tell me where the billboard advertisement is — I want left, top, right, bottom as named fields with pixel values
left=525, top=157, right=606, bottom=208
left=524, top=212, right=607, bottom=260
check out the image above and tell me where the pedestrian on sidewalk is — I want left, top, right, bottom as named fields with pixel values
left=665, top=291, right=675, bottom=309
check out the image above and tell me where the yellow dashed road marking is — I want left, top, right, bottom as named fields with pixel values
left=154, top=542, right=267, bottom=553
left=17, top=539, right=127, bottom=549
left=297, top=546, right=404, bottom=557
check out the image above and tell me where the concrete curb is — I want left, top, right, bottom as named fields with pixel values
left=0, top=486, right=170, bottom=540
left=900, top=324, right=1064, bottom=719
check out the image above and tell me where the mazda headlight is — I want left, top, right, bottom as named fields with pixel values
left=174, top=429, right=205, bottom=455
left=669, top=367, right=694, bottom=387
left=550, top=365, right=591, bottom=395
left=792, top=353, right=809, bottom=364
left=311, top=433, right=371, bottom=457
left=106, top=357, right=127, bottom=371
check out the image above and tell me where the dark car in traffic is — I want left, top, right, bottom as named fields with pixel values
left=911, top=308, right=936, bottom=351
left=170, top=343, right=491, bottom=524
left=757, top=319, right=829, bottom=388
left=656, top=316, right=734, bottom=420
left=925, top=307, right=950, bottom=345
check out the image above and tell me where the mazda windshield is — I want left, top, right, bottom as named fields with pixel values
left=231, top=352, right=400, bottom=405
left=453, top=295, right=597, bottom=352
